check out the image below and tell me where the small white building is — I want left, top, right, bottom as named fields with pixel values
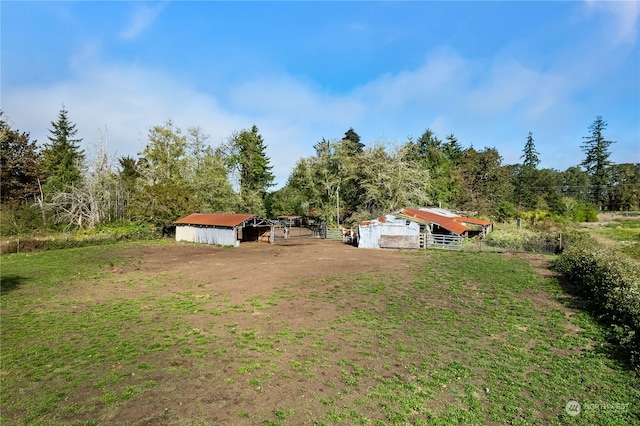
left=358, top=214, right=421, bottom=249
left=174, top=213, right=274, bottom=247
left=358, top=208, right=492, bottom=250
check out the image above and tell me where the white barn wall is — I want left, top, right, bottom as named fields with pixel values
left=358, top=217, right=420, bottom=249
left=176, top=225, right=196, bottom=242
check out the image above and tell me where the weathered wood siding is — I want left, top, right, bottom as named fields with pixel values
left=358, top=218, right=420, bottom=249
left=379, top=235, right=420, bottom=249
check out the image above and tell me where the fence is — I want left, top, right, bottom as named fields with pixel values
left=420, top=233, right=463, bottom=251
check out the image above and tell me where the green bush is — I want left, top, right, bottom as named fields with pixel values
left=569, top=202, right=598, bottom=222
left=554, top=245, right=640, bottom=372
left=1, top=222, right=161, bottom=254
left=484, top=227, right=560, bottom=252
left=495, top=201, right=517, bottom=222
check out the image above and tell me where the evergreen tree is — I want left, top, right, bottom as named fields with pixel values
left=521, top=131, right=540, bottom=169
left=443, top=133, right=464, bottom=166
left=0, top=112, right=43, bottom=206
left=41, top=106, right=85, bottom=195
left=581, top=116, right=615, bottom=209
left=514, top=132, right=541, bottom=209
left=228, top=125, right=275, bottom=215
left=341, top=128, right=365, bottom=156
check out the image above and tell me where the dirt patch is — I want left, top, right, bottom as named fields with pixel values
left=103, top=239, right=411, bottom=302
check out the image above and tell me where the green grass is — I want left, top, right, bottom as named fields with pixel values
left=1, top=244, right=638, bottom=425
left=598, top=218, right=640, bottom=261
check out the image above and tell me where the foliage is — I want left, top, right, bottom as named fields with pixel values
left=568, top=201, right=598, bottom=222
left=41, top=106, right=85, bottom=195
left=521, top=131, right=540, bottom=168
left=554, top=244, right=640, bottom=371
left=495, top=201, right=517, bottom=222
left=1, top=222, right=160, bottom=253
left=456, top=146, right=512, bottom=215
left=138, top=120, right=189, bottom=186
left=404, top=129, right=460, bottom=207
left=128, top=184, right=199, bottom=234
left=0, top=204, right=44, bottom=237
left=581, top=116, right=615, bottom=209
left=0, top=112, right=43, bottom=207
left=226, top=125, right=275, bottom=216
left=608, top=163, right=640, bottom=211
left=484, top=225, right=560, bottom=252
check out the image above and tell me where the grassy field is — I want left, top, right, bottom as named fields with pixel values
left=1, top=241, right=638, bottom=425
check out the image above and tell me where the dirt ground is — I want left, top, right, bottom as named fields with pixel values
left=112, top=237, right=411, bottom=302
left=79, top=238, right=415, bottom=425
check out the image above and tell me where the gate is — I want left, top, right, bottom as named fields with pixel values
left=420, top=233, right=463, bottom=251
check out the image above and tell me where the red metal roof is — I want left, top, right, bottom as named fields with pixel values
left=401, top=208, right=469, bottom=235
left=456, top=216, right=492, bottom=227
left=175, top=213, right=257, bottom=228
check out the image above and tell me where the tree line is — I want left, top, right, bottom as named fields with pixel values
left=1, top=107, right=638, bottom=236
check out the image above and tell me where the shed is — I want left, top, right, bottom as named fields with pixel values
left=358, top=208, right=492, bottom=249
left=175, top=213, right=274, bottom=247
left=397, top=208, right=492, bottom=237
left=358, top=214, right=421, bottom=249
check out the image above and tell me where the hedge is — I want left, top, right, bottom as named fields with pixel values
left=554, top=244, right=640, bottom=372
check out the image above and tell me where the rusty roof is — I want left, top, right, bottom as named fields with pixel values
left=456, top=216, right=492, bottom=227
left=175, top=213, right=257, bottom=228
left=400, top=208, right=469, bottom=235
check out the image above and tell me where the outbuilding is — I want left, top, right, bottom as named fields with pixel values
left=175, top=213, right=274, bottom=247
left=358, top=208, right=492, bottom=250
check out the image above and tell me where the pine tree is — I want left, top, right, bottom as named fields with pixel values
left=443, top=134, right=463, bottom=166
left=341, top=128, right=365, bottom=156
left=521, top=131, right=540, bottom=169
left=581, top=116, right=615, bottom=209
left=41, top=106, right=85, bottom=195
left=228, top=125, right=275, bottom=215
left=514, top=131, right=541, bottom=209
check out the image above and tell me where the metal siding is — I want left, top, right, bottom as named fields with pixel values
left=195, top=227, right=238, bottom=247
left=358, top=218, right=419, bottom=249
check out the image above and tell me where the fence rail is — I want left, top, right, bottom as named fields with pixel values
left=420, top=233, right=463, bottom=251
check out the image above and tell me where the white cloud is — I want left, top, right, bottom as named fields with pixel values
left=119, top=2, right=168, bottom=40
left=3, top=28, right=637, bottom=192
left=584, top=0, right=639, bottom=46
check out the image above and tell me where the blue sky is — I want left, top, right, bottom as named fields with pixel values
left=2, top=1, right=639, bottom=188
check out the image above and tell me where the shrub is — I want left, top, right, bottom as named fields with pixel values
left=554, top=245, right=640, bottom=372
left=484, top=227, right=560, bottom=253
left=1, top=222, right=161, bottom=254
left=495, top=201, right=517, bottom=222
left=569, top=202, right=598, bottom=222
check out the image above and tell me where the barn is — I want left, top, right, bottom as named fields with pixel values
left=358, top=208, right=492, bottom=249
left=174, top=213, right=274, bottom=247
